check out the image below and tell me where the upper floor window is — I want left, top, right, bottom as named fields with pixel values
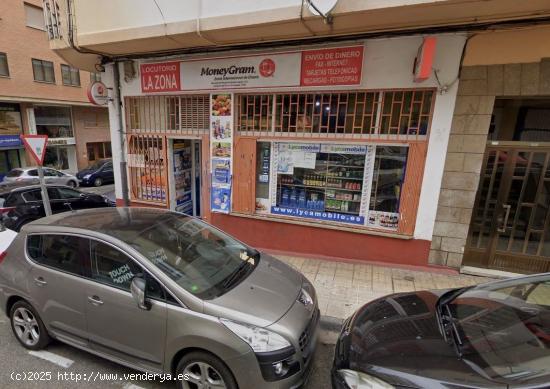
left=32, top=59, right=55, bottom=83
left=24, top=3, right=46, bottom=31
left=90, top=73, right=101, bottom=83
left=61, top=64, right=80, bottom=87
left=0, top=53, right=9, bottom=77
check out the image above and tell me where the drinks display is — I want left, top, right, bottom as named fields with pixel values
left=277, top=153, right=365, bottom=216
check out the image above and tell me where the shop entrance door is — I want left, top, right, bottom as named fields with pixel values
left=168, top=138, right=202, bottom=217
left=463, top=144, right=550, bottom=273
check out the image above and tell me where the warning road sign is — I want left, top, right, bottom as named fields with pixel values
left=21, top=135, right=48, bottom=165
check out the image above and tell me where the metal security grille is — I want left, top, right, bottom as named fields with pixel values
left=126, top=95, right=209, bottom=135
left=235, top=90, right=434, bottom=139
left=235, top=94, right=273, bottom=134
left=127, top=134, right=167, bottom=205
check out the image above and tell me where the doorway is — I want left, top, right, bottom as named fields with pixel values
left=463, top=99, right=550, bottom=273
left=168, top=138, right=202, bottom=217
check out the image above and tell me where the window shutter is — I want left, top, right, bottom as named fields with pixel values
left=232, top=137, right=256, bottom=214
left=398, top=142, right=428, bottom=235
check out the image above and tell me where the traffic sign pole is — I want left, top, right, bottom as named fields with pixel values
left=37, top=166, right=52, bottom=216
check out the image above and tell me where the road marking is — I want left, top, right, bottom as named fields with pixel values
left=123, top=384, right=146, bottom=389
left=28, top=350, right=74, bottom=368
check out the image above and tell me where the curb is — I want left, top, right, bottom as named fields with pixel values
left=320, top=315, right=343, bottom=333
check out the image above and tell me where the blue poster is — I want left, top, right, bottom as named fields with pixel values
left=271, top=206, right=365, bottom=225
left=0, top=135, right=22, bottom=148
left=212, top=158, right=230, bottom=186
left=211, top=187, right=231, bottom=213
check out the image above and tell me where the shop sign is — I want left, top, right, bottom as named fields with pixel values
left=271, top=206, right=365, bottom=225
left=87, top=81, right=110, bottom=105
left=0, top=135, right=22, bottom=148
left=47, top=137, right=75, bottom=146
left=180, top=53, right=301, bottom=91
left=140, top=61, right=181, bottom=93
left=300, top=46, right=364, bottom=87
left=210, top=93, right=233, bottom=213
left=320, top=144, right=367, bottom=154
left=140, top=45, right=364, bottom=92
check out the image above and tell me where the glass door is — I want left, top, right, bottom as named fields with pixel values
left=464, top=146, right=550, bottom=273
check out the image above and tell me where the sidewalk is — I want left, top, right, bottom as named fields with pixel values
left=274, top=254, right=493, bottom=322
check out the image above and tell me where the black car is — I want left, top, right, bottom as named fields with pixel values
left=333, top=273, right=550, bottom=389
left=76, top=159, right=114, bottom=187
left=0, top=184, right=115, bottom=231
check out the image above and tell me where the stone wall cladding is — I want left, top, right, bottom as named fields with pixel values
left=430, top=60, right=550, bottom=267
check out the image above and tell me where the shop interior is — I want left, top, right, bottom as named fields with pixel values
left=168, top=138, right=202, bottom=217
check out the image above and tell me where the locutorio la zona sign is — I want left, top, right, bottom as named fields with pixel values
left=140, top=45, right=364, bottom=93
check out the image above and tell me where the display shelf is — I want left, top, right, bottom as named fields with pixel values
left=325, top=208, right=361, bottom=215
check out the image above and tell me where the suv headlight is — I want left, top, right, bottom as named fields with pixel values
left=338, top=369, right=395, bottom=389
left=220, top=319, right=291, bottom=353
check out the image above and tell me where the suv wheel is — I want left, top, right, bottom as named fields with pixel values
left=176, top=351, right=237, bottom=389
left=68, top=180, right=77, bottom=188
left=93, top=177, right=103, bottom=187
left=10, top=301, right=50, bottom=350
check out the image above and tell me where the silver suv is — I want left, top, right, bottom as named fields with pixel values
left=0, top=208, right=319, bottom=389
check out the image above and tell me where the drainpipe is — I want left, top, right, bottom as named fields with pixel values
left=113, top=61, right=130, bottom=206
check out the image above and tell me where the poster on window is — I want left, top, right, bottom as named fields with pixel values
left=210, top=93, right=233, bottom=213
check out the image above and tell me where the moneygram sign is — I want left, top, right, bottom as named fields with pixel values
left=140, top=46, right=364, bottom=93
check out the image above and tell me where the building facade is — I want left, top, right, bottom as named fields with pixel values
left=0, top=0, right=109, bottom=179
left=46, top=0, right=550, bottom=273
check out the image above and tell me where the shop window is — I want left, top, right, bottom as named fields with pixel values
left=34, top=106, right=73, bottom=138
left=367, top=146, right=408, bottom=229
left=128, top=135, right=166, bottom=204
left=61, top=64, right=81, bottom=86
left=255, top=142, right=271, bottom=213
left=32, top=59, right=55, bottom=83
left=236, top=94, right=273, bottom=134
left=87, top=142, right=112, bottom=161
left=126, top=95, right=209, bottom=134
left=236, top=90, right=434, bottom=139
left=253, top=141, right=409, bottom=230
left=0, top=53, right=9, bottom=77
left=43, top=146, right=69, bottom=170
left=0, top=103, right=23, bottom=134
left=24, top=3, right=46, bottom=31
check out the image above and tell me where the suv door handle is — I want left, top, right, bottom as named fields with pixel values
left=34, top=277, right=47, bottom=286
left=88, top=296, right=104, bottom=306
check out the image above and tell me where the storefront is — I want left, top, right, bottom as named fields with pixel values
left=29, top=105, right=78, bottom=172
left=0, top=102, right=25, bottom=180
left=117, top=34, right=467, bottom=265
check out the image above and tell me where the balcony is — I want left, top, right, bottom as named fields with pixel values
left=45, top=0, right=550, bottom=71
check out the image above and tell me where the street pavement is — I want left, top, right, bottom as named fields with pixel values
left=0, top=316, right=334, bottom=389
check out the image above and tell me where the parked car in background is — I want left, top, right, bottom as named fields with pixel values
left=0, top=208, right=319, bottom=389
left=3, top=167, right=78, bottom=188
left=76, top=159, right=114, bottom=187
left=332, top=273, right=550, bottom=389
left=0, top=185, right=114, bottom=231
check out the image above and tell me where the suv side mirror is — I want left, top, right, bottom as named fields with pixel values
left=130, top=277, right=150, bottom=310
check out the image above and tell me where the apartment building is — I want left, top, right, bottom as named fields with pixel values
left=0, top=0, right=110, bottom=179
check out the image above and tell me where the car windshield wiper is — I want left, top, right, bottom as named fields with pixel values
left=221, top=249, right=258, bottom=290
left=436, top=287, right=470, bottom=358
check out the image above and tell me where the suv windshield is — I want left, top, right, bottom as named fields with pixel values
left=126, top=214, right=259, bottom=299
left=448, top=277, right=550, bottom=385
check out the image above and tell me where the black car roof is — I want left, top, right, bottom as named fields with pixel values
left=0, top=184, right=79, bottom=196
